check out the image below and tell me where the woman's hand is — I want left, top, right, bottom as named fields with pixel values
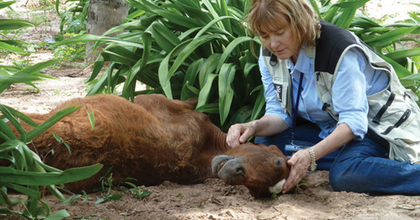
left=282, top=149, right=312, bottom=193
left=226, top=122, right=256, bottom=148
left=226, top=115, right=289, bottom=148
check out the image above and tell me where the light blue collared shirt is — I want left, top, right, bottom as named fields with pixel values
left=259, top=47, right=389, bottom=139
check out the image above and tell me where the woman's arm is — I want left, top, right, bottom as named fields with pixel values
left=282, top=120, right=356, bottom=194
left=226, top=114, right=289, bottom=148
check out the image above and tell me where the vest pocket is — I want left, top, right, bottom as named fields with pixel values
left=368, top=89, right=412, bottom=130
left=368, top=88, right=420, bottom=162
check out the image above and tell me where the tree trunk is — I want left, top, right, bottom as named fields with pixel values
left=86, top=0, right=128, bottom=63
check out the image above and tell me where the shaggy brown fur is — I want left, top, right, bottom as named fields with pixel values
left=5, top=94, right=289, bottom=196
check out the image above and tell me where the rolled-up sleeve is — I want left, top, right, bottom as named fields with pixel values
left=332, top=49, right=369, bottom=139
left=258, top=52, right=293, bottom=127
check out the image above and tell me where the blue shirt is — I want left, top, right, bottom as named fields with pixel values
left=259, top=47, right=389, bottom=139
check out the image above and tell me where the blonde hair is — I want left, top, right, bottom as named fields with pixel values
left=246, top=0, right=321, bottom=47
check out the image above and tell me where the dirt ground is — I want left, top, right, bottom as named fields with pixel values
left=1, top=0, right=420, bottom=219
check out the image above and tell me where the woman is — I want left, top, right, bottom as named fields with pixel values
left=227, top=0, right=420, bottom=195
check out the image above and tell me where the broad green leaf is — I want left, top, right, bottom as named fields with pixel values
left=45, top=209, right=70, bottom=220
left=382, top=55, right=413, bottom=79
left=401, top=73, right=420, bottom=89
left=181, top=84, right=200, bottom=100
left=364, top=26, right=418, bottom=48
left=88, top=111, right=95, bottom=130
left=194, top=16, right=236, bottom=40
left=1, top=182, right=41, bottom=199
left=250, top=85, right=266, bottom=121
left=0, top=139, right=23, bottom=153
left=122, top=59, right=145, bottom=100
left=197, top=74, right=218, bottom=109
left=0, top=164, right=103, bottom=185
left=229, top=105, right=253, bottom=125
left=60, top=194, right=82, bottom=204
left=101, top=47, right=138, bottom=65
left=308, top=0, right=321, bottom=17
left=218, top=64, right=236, bottom=125
left=87, top=67, right=110, bottom=95
left=196, top=102, right=219, bottom=114
left=0, top=19, right=34, bottom=30
left=0, top=41, right=25, bottom=53
left=217, top=36, right=253, bottom=72
left=54, top=34, right=143, bottom=48
left=217, top=0, right=233, bottom=33
left=202, top=0, right=223, bottom=28
left=150, top=21, right=181, bottom=53
left=385, top=48, right=420, bottom=64
left=198, top=53, right=222, bottom=88
left=0, top=1, right=15, bottom=9
left=170, top=35, right=222, bottom=77
left=0, top=105, right=26, bottom=140
left=52, top=133, right=71, bottom=154
left=333, top=0, right=370, bottom=29
left=158, top=40, right=191, bottom=99
left=0, top=105, right=39, bottom=127
left=17, top=60, right=57, bottom=75
left=154, top=7, right=202, bottom=29
left=0, top=72, right=45, bottom=84
left=181, top=59, right=204, bottom=100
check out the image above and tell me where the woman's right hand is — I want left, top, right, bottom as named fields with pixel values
left=226, top=115, right=288, bottom=148
left=226, top=122, right=256, bottom=148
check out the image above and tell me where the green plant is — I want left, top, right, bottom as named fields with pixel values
left=58, top=0, right=420, bottom=130
left=95, top=168, right=125, bottom=204
left=49, top=32, right=87, bottom=69
left=116, top=177, right=152, bottom=200
left=56, top=0, right=89, bottom=34
left=56, top=0, right=263, bottom=131
left=56, top=0, right=420, bottom=131
left=0, top=1, right=34, bottom=56
left=127, top=185, right=152, bottom=200
left=28, top=11, right=50, bottom=26
left=271, top=192, right=278, bottom=199
left=0, top=102, right=104, bottom=218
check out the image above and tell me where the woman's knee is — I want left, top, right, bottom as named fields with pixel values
left=329, top=159, right=361, bottom=192
left=329, top=162, right=349, bottom=191
left=329, top=157, right=374, bottom=193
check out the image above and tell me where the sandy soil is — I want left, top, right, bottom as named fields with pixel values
left=1, top=0, right=420, bottom=219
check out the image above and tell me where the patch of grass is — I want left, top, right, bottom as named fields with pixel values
left=94, top=168, right=126, bottom=204
left=30, top=0, right=56, bottom=11
left=29, top=12, right=51, bottom=26
left=51, top=33, right=86, bottom=69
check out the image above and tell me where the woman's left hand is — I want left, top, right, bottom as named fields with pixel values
left=282, top=149, right=312, bottom=193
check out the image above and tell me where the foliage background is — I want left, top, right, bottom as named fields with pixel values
left=58, top=0, right=420, bottom=131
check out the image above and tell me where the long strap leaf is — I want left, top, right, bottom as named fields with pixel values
left=0, top=164, right=103, bottom=185
left=25, top=106, right=81, bottom=141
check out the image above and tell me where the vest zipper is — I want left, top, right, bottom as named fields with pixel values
left=381, top=109, right=411, bottom=135
left=372, top=92, right=395, bottom=124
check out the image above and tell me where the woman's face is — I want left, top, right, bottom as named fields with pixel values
left=258, top=24, right=300, bottom=64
